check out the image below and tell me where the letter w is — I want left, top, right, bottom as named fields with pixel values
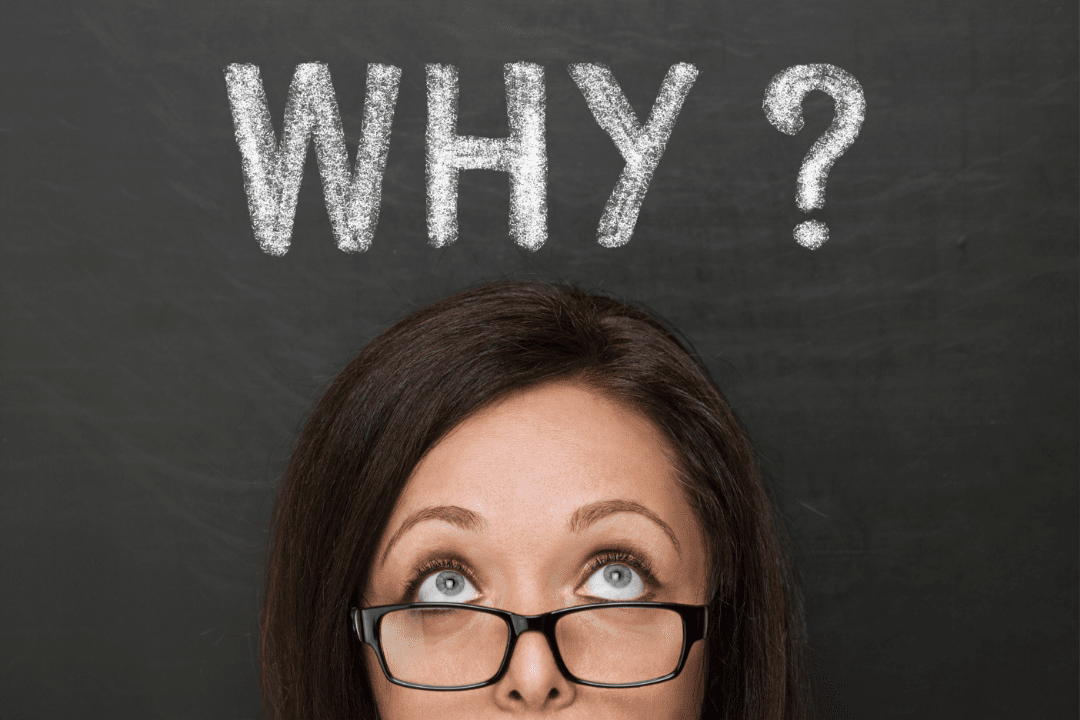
left=225, top=63, right=401, bottom=256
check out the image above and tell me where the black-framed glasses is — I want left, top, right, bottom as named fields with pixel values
left=351, top=601, right=708, bottom=691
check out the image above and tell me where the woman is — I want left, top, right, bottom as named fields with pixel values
left=262, top=281, right=811, bottom=719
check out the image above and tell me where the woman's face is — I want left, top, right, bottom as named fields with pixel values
left=363, top=381, right=710, bottom=719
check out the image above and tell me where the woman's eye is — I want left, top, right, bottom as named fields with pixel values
left=583, top=563, right=646, bottom=601
left=416, top=570, right=479, bottom=603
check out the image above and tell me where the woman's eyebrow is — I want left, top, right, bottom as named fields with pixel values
left=568, top=499, right=682, bottom=556
left=379, top=505, right=486, bottom=566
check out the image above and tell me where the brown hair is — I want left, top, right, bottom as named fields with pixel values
left=261, top=280, right=811, bottom=720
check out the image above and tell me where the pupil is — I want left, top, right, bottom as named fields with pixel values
left=603, top=564, right=632, bottom=589
left=435, top=571, right=464, bottom=596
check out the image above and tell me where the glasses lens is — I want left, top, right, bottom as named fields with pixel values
left=555, top=606, right=684, bottom=685
left=380, top=606, right=509, bottom=687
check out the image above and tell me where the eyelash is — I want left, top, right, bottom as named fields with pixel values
left=583, top=549, right=658, bottom=589
left=402, top=549, right=659, bottom=602
left=402, top=557, right=475, bottom=602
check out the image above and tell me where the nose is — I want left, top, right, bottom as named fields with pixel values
left=493, top=629, right=576, bottom=711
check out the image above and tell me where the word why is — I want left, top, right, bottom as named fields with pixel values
left=225, top=63, right=698, bottom=256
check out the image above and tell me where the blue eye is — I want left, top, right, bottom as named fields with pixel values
left=416, top=570, right=479, bottom=603
left=583, top=563, right=646, bottom=600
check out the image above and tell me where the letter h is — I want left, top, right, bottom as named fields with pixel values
left=425, top=64, right=547, bottom=251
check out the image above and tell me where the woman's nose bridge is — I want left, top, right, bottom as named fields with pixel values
left=498, top=616, right=575, bottom=709
left=503, top=619, right=566, bottom=688
left=507, top=612, right=561, bottom=663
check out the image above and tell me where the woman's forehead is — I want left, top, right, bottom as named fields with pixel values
left=391, top=381, right=689, bottom=528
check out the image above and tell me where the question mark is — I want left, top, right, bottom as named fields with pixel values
left=763, top=64, right=866, bottom=249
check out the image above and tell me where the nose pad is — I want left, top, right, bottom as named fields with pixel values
left=509, top=612, right=546, bottom=636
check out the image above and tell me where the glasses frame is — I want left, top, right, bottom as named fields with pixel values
left=351, top=601, right=708, bottom=691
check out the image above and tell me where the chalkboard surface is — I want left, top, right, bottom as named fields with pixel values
left=2, top=1, right=1076, bottom=718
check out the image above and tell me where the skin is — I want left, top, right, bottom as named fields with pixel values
left=363, top=380, right=710, bottom=719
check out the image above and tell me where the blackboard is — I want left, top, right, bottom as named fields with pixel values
left=2, top=1, right=1076, bottom=717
